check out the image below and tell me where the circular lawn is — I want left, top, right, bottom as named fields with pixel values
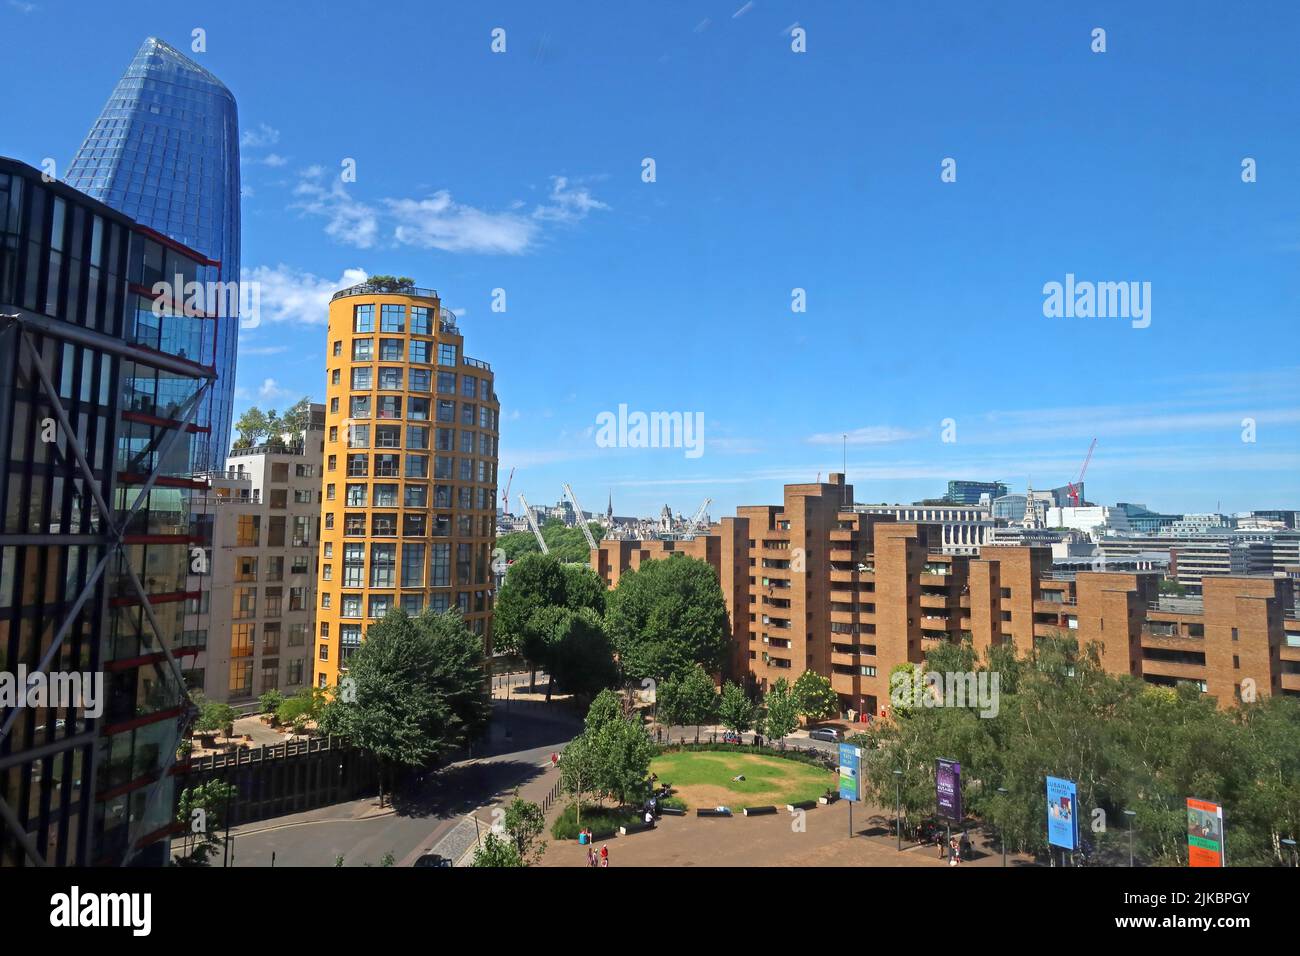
left=649, top=750, right=834, bottom=809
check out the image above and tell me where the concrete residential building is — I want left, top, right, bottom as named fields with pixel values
left=315, top=283, right=499, bottom=688
left=592, top=474, right=1300, bottom=714
left=188, top=421, right=323, bottom=705
left=1, top=157, right=216, bottom=865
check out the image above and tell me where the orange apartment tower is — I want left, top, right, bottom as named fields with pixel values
left=314, top=282, right=499, bottom=687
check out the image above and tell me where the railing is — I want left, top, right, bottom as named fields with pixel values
left=332, top=283, right=438, bottom=301
left=464, top=356, right=491, bottom=370
left=541, top=777, right=563, bottom=815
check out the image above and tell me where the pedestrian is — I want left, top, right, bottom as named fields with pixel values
left=586, top=845, right=595, bottom=867
left=600, top=844, right=609, bottom=867
left=949, top=836, right=960, bottom=866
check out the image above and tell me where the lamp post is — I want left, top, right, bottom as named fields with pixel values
left=893, top=769, right=903, bottom=851
left=1124, top=809, right=1137, bottom=867
left=997, top=787, right=1009, bottom=867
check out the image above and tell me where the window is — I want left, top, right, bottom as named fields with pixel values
left=351, top=367, right=372, bottom=390
left=375, top=453, right=400, bottom=477
left=353, top=303, right=374, bottom=333
left=378, top=367, right=403, bottom=390
left=332, top=369, right=340, bottom=386
left=437, top=427, right=455, bottom=451
left=233, top=586, right=256, bottom=620
left=404, top=513, right=426, bottom=537
left=287, top=659, right=305, bottom=685
left=290, top=587, right=306, bottom=611
left=340, top=624, right=362, bottom=662
left=236, top=514, right=260, bottom=547
left=435, top=455, right=453, bottom=479
left=459, top=430, right=474, bottom=453
left=292, top=517, right=311, bottom=548
left=430, top=542, right=450, bottom=587
left=438, top=342, right=458, bottom=366
left=378, top=395, right=402, bottom=419
left=289, top=623, right=309, bottom=647
left=373, top=483, right=399, bottom=507
left=404, top=484, right=427, bottom=508
left=341, top=594, right=362, bottom=618
left=346, top=454, right=368, bottom=477
left=461, top=375, right=477, bottom=397
left=408, top=397, right=430, bottom=421
left=479, top=379, right=491, bottom=401
left=380, top=303, right=405, bottom=332
left=411, top=306, right=431, bottom=334
left=437, top=371, right=456, bottom=394
left=263, top=623, right=281, bottom=655
left=348, top=424, right=370, bottom=448
left=379, top=338, right=403, bottom=361
left=236, top=556, right=257, bottom=582
left=457, top=542, right=472, bottom=586
left=352, top=338, right=373, bottom=361
left=343, top=542, right=365, bottom=587
left=346, top=483, right=367, bottom=506
left=407, top=425, right=429, bottom=450
left=376, top=424, right=401, bottom=448
left=410, top=368, right=431, bottom=392
left=369, top=594, right=392, bottom=618
left=429, top=593, right=450, bottom=613
left=264, top=587, right=283, bottom=617
left=405, top=454, right=428, bottom=478
left=350, top=395, right=371, bottom=419
left=319, top=644, right=329, bottom=661
left=345, top=513, right=366, bottom=536
left=370, top=544, right=397, bottom=588
left=461, top=403, right=475, bottom=425
left=266, top=556, right=284, bottom=581
left=410, top=340, right=430, bottom=364
left=372, top=513, right=398, bottom=536
left=333, top=340, right=342, bottom=357
left=330, top=397, right=339, bottom=414
left=401, top=595, right=423, bottom=615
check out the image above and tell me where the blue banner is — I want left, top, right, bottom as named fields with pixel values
left=838, top=743, right=861, bottom=801
left=1046, top=776, right=1079, bottom=851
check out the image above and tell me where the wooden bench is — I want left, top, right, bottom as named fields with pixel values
left=786, top=800, right=818, bottom=812
left=742, top=806, right=778, bottom=816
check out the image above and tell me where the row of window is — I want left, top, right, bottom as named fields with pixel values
left=326, top=452, right=496, bottom=484
left=327, top=393, right=498, bottom=431
left=329, top=511, right=493, bottom=539
left=333, top=335, right=468, bottom=371
left=329, top=423, right=497, bottom=457
left=322, top=483, right=495, bottom=511
left=351, top=302, right=439, bottom=336
left=322, top=540, right=493, bottom=590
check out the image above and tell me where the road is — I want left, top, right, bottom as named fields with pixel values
left=216, top=684, right=580, bottom=868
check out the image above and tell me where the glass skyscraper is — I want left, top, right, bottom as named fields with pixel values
left=66, top=36, right=240, bottom=471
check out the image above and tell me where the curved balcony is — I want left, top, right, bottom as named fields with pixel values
left=332, top=282, right=439, bottom=301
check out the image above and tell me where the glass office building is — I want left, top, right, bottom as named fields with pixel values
left=66, top=36, right=240, bottom=472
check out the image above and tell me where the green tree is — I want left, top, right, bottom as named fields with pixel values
left=793, top=669, right=838, bottom=724
left=233, top=406, right=270, bottom=446
left=318, top=608, right=488, bottom=806
left=280, top=395, right=314, bottom=438
left=193, top=696, right=237, bottom=737
left=494, top=552, right=567, bottom=689
left=590, top=712, right=656, bottom=807
left=365, top=274, right=416, bottom=292
left=605, top=556, right=729, bottom=682
left=527, top=605, right=618, bottom=702
left=718, top=681, right=756, bottom=736
left=676, top=664, right=718, bottom=742
left=174, top=780, right=237, bottom=866
left=258, top=689, right=285, bottom=716
left=559, top=732, right=600, bottom=827
left=471, top=832, right=524, bottom=867
left=583, top=688, right=624, bottom=734
left=763, top=678, right=799, bottom=746
left=561, top=562, right=607, bottom=616
left=502, top=795, right=547, bottom=864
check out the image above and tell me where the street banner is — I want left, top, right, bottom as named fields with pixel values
left=838, top=743, right=861, bottom=802
left=935, top=758, right=962, bottom=821
left=1187, top=797, right=1225, bottom=867
left=1046, top=776, right=1079, bottom=851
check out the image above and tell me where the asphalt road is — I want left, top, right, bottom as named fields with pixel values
left=219, top=693, right=580, bottom=868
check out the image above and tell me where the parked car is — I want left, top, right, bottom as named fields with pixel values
left=413, top=852, right=453, bottom=868
left=808, top=728, right=841, bottom=743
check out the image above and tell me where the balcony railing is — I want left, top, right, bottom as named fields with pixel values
left=332, top=282, right=438, bottom=301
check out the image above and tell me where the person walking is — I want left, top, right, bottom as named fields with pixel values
left=586, top=845, right=595, bottom=867
left=600, top=844, right=609, bottom=867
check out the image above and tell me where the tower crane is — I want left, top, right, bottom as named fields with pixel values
left=517, top=493, right=549, bottom=554
left=501, top=467, right=515, bottom=516
left=1067, top=439, right=1097, bottom=508
left=562, top=483, right=598, bottom=551
left=687, top=497, right=713, bottom=535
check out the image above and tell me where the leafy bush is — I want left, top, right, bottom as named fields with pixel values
left=550, top=803, right=640, bottom=841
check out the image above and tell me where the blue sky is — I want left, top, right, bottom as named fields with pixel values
left=6, top=0, right=1299, bottom=518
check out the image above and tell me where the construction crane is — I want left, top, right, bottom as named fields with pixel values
left=1068, top=439, right=1097, bottom=507
left=501, top=467, right=515, bottom=516
left=562, top=483, right=598, bottom=551
left=517, top=493, right=549, bottom=554
left=687, top=497, right=713, bottom=535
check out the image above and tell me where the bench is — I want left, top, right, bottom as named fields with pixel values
left=659, top=806, right=686, bottom=817
left=697, top=808, right=733, bottom=818
left=819, top=793, right=840, bottom=805
left=618, top=821, right=656, bottom=836
left=742, top=806, right=778, bottom=816
left=786, top=800, right=818, bottom=812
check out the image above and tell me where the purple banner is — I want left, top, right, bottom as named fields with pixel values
left=936, top=758, right=963, bottom=821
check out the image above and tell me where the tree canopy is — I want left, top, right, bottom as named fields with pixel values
left=604, top=556, right=730, bottom=682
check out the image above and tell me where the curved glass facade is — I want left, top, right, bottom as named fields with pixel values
left=66, top=36, right=240, bottom=471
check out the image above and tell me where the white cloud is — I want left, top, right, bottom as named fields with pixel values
left=260, top=153, right=288, bottom=168
left=387, top=192, right=538, bottom=254
left=532, top=176, right=610, bottom=224
left=807, top=425, right=923, bottom=445
left=292, top=176, right=379, bottom=248
left=241, top=263, right=370, bottom=325
left=241, top=123, right=281, bottom=149
left=732, top=1, right=754, bottom=18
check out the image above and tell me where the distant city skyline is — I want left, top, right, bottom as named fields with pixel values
left=6, top=1, right=1297, bottom=516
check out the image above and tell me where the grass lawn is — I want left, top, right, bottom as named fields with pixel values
left=649, top=750, right=834, bottom=809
